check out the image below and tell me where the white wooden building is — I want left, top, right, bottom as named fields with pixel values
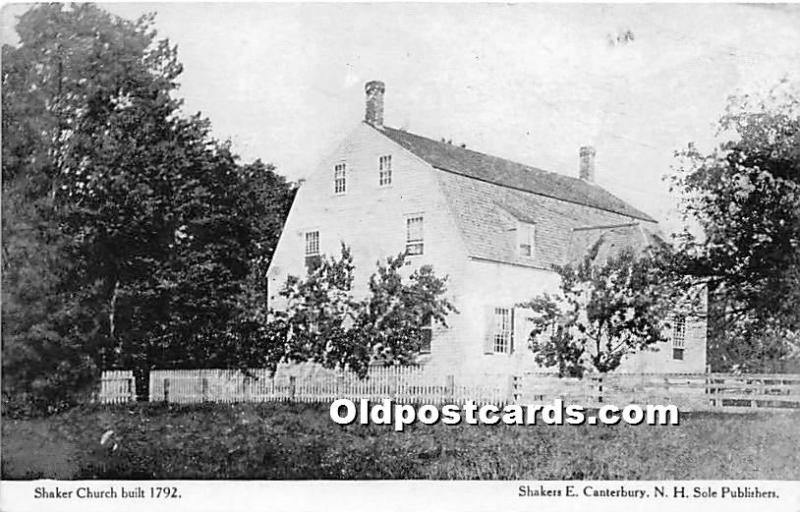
left=266, top=81, right=707, bottom=378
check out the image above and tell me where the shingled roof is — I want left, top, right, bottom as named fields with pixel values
left=374, top=124, right=660, bottom=269
left=378, top=125, right=655, bottom=222
left=566, top=223, right=663, bottom=266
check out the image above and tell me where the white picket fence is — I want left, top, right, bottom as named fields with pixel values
left=97, top=370, right=136, bottom=404
left=146, top=365, right=510, bottom=405
left=98, top=366, right=800, bottom=412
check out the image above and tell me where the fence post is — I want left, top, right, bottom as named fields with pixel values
left=289, top=376, right=296, bottom=402
left=127, top=376, right=135, bottom=402
left=163, top=378, right=170, bottom=403
left=445, top=375, right=455, bottom=402
left=390, top=372, right=398, bottom=402
left=202, top=377, right=209, bottom=403
left=597, top=376, right=604, bottom=404
left=705, top=373, right=713, bottom=409
left=752, top=378, right=761, bottom=409
left=336, top=373, right=344, bottom=399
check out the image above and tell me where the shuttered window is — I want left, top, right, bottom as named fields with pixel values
left=492, top=307, right=513, bottom=354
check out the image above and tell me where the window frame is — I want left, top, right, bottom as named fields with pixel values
left=671, top=314, right=687, bottom=360
left=379, top=155, right=392, bottom=186
left=333, top=162, right=347, bottom=195
left=493, top=307, right=513, bottom=354
left=517, top=221, right=535, bottom=258
left=304, top=230, right=321, bottom=270
left=405, top=215, right=424, bottom=256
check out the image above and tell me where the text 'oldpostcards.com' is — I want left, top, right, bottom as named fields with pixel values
left=329, top=398, right=680, bottom=431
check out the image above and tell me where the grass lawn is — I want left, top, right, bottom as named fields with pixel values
left=2, top=402, right=799, bottom=479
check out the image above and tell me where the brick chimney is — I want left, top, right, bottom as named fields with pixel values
left=579, top=146, right=596, bottom=182
left=364, top=80, right=385, bottom=128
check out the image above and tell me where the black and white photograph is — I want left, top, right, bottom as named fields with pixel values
left=1, top=2, right=799, bottom=511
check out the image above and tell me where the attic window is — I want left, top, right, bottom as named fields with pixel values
left=334, top=163, right=346, bottom=194
left=517, top=222, right=535, bottom=257
left=379, top=155, right=392, bottom=186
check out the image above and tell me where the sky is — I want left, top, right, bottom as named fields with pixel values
left=3, top=3, right=800, bottom=234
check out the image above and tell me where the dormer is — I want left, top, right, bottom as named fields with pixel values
left=516, top=221, right=535, bottom=258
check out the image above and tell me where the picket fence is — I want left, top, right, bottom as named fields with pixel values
left=97, top=370, right=136, bottom=404
left=97, top=366, right=800, bottom=412
left=146, top=366, right=510, bottom=406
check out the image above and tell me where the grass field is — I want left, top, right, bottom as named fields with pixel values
left=2, top=402, right=799, bottom=480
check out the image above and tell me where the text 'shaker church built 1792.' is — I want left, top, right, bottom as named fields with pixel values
left=267, top=81, right=707, bottom=378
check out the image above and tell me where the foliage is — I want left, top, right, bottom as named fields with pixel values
left=3, top=402, right=799, bottom=480
left=1, top=4, right=295, bottom=409
left=1, top=3, right=171, bottom=408
left=520, top=243, right=682, bottom=377
left=670, top=81, right=800, bottom=371
left=271, top=246, right=456, bottom=377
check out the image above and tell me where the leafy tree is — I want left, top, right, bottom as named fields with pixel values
left=519, top=244, right=682, bottom=377
left=2, top=4, right=295, bottom=406
left=356, top=253, right=455, bottom=368
left=670, top=81, right=800, bottom=371
left=1, top=3, right=173, bottom=407
left=1, top=181, right=97, bottom=412
left=270, top=246, right=456, bottom=377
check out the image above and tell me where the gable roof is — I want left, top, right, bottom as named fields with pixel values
left=377, top=125, right=655, bottom=222
left=371, top=123, right=660, bottom=269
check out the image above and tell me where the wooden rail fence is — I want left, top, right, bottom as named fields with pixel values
left=516, top=372, right=800, bottom=412
left=97, top=366, right=800, bottom=412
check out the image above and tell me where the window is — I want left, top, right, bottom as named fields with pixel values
left=379, top=155, right=392, bottom=186
left=517, top=222, right=535, bottom=257
left=420, top=315, right=433, bottom=354
left=672, top=314, right=686, bottom=360
left=406, top=215, right=424, bottom=255
left=305, top=231, right=321, bottom=270
left=334, top=163, right=346, bottom=194
left=493, top=307, right=513, bottom=354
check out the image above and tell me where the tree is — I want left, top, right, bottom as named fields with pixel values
left=519, top=244, right=681, bottom=377
left=670, top=81, right=800, bottom=371
left=269, top=246, right=456, bottom=377
left=2, top=4, right=296, bottom=407
left=1, top=4, right=176, bottom=408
